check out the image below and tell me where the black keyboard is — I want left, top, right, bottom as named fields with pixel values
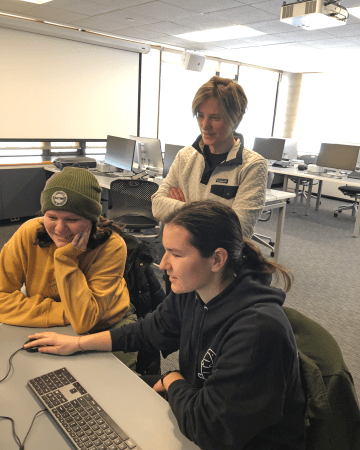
left=28, top=367, right=142, bottom=450
left=347, top=171, right=360, bottom=179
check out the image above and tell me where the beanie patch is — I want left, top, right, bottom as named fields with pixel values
left=52, top=191, right=68, bottom=207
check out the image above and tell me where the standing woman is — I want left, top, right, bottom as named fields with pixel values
left=26, top=201, right=305, bottom=450
left=151, top=76, right=268, bottom=240
left=0, top=167, right=137, bottom=369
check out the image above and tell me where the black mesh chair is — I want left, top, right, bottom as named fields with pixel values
left=334, top=185, right=360, bottom=218
left=106, top=179, right=160, bottom=238
left=290, top=155, right=319, bottom=203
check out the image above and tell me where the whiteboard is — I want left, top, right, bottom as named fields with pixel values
left=0, top=28, right=139, bottom=139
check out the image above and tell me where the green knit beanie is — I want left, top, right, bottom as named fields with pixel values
left=41, top=167, right=102, bottom=222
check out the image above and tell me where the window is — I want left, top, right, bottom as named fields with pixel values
left=237, top=66, right=280, bottom=150
left=157, top=51, right=217, bottom=149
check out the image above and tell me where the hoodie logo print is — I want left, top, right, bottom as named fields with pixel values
left=198, top=349, right=216, bottom=380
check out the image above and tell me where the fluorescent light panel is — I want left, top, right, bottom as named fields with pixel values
left=20, top=0, right=53, bottom=4
left=175, top=25, right=265, bottom=42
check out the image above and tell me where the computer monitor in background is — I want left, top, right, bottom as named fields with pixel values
left=104, top=135, right=136, bottom=172
left=163, top=144, right=184, bottom=178
left=252, top=137, right=286, bottom=161
left=317, top=143, right=360, bottom=171
left=129, top=135, right=163, bottom=171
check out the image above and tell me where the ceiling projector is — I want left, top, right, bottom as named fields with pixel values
left=280, top=0, right=348, bottom=30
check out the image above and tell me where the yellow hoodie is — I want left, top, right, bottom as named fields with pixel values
left=0, top=217, right=129, bottom=334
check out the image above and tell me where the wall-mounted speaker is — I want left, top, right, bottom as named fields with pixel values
left=181, top=50, right=206, bottom=72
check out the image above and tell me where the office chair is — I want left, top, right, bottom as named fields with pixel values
left=283, top=307, right=360, bottom=449
left=106, top=179, right=161, bottom=239
left=252, top=233, right=275, bottom=257
left=334, top=185, right=360, bottom=218
left=290, top=155, right=319, bottom=204
left=252, top=173, right=275, bottom=255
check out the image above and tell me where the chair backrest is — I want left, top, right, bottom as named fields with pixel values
left=299, top=154, right=318, bottom=165
left=283, top=307, right=360, bottom=450
left=163, top=144, right=183, bottom=178
left=107, top=179, right=159, bottom=222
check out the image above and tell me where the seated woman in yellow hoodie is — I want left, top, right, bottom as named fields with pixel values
left=0, top=166, right=136, bottom=369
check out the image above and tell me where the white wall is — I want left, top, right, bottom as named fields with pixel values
left=0, top=28, right=140, bottom=139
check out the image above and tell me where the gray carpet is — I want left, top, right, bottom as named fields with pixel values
left=1, top=195, right=359, bottom=397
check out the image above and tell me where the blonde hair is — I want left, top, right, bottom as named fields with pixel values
left=192, top=76, right=248, bottom=130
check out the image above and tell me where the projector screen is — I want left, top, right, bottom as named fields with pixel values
left=0, top=28, right=139, bottom=138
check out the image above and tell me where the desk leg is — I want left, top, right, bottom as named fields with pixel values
left=273, top=204, right=286, bottom=263
left=293, top=178, right=300, bottom=212
left=315, top=180, right=323, bottom=211
left=353, top=207, right=360, bottom=237
left=305, top=179, right=313, bottom=216
left=283, top=175, right=289, bottom=191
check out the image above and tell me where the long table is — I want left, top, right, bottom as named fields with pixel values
left=0, top=323, right=199, bottom=450
left=268, top=165, right=360, bottom=237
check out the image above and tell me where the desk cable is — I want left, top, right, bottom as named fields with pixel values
left=0, top=347, right=25, bottom=383
left=0, top=410, right=47, bottom=450
left=0, top=347, right=47, bottom=449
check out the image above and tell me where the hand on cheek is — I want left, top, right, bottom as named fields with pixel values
left=71, top=225, right=91, bottom=250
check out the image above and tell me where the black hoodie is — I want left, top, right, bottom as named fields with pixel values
left=110, top=270, right=306, bottom=450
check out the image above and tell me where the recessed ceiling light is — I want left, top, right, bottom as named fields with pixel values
left=20, top=0, right=53, bottom=4
left=348, top=6, right=360, bottom=19
left=175, top=25, right=265, bottom=42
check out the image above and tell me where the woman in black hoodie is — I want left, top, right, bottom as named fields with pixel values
left=26, top=200, right=306, bottom=450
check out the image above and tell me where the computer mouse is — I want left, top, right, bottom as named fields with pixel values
left=298, top=164, right=308, bottom=171
left=23, top=339, right=41, bottom=353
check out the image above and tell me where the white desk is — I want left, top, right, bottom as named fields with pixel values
left=261, top=189, right=296, bottom=262
left=268, top=165, right=360, bottom=237
left=0, top=323, right=199, bottom=450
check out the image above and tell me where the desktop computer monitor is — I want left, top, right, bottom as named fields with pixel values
left=163, top=144, right=184, bottom=178
left=252, top=137, right=286, bottom=161
left=104, top=135, right=136, bottom=172
left=129, top=135, right=163, bottom=170
left=317, top=143, right=360, bottom=171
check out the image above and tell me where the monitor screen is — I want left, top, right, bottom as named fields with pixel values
left=163, top=144, right=184, bottom=178
left=317, top=143, right=360, bottom=171
left=129, top=135, right=163, bottom=169
left=104, top=135, right=136, bottom=172
left=252, top=137, right=286, bottom=161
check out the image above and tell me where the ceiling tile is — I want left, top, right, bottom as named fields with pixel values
left=321, top=22, right=360, bottom=37
left=80, top=9, right=159, bottom=27
left=122, top=1, right=198, bottom=21
left=160, top=0, right=246, bottom=14
left=251, top=1, right=282, bottom=15
left=18, top=5, right=87, bottom=24
left=0, top=0, right=34, bottom=13
left=136, top=21, right=194, bottom=35
left=249, top=19, right=300, bottom=33
left=303, top=37, right=352, bottom=48
left=45, top=0, right=117, bottom=15
left=117, top=27, right=168, bottom=40
left=170, top=13, right=237, bottom=30
left=204, top=5, right=278, bottom=24
left=89, top=0, right=152, bottom=7
left=70, top=16, right=136, bottom=31
left=243, top=33, right=291, bottom=45
left=276, top=29, right=335, bottom=42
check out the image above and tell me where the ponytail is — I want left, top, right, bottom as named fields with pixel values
left=241, top=239, right=293, bottom=292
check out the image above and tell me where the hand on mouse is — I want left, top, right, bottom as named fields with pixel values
left=25, top=332, right=82, bottom=355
